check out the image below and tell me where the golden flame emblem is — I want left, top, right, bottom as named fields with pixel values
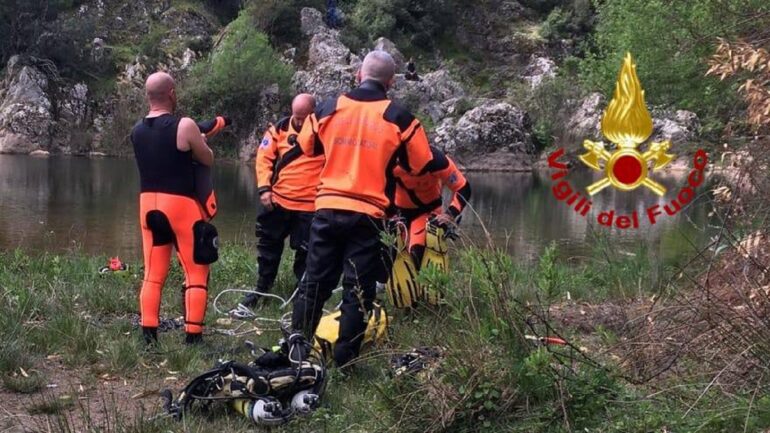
left=579, top=53, right=674, bottom=196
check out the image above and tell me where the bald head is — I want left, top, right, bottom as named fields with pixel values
left=291, top=93, right=316, bottom=129
left=145, top=72, right=176, bottom=109
left=359, top=50, right=396, bottom=88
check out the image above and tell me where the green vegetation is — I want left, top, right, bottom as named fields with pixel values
left=344, top=0, right=457, bottom=51
left=539, top=0, right=595, bottom=46
left=182, top=8, right=294, bottom=129
left=578, top=0, right=769, bottom=137
left=0, top=235, right=766, bottom=432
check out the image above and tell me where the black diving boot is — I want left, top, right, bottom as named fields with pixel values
left=142, top=327, right=158, bottom=345
left=185, top=333, right=203, bottom=345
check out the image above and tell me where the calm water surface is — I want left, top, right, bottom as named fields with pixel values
left=0, top=155, right=714, bottom=266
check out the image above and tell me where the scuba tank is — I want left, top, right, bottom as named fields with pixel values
left=233, top=398, right=289, bottom=426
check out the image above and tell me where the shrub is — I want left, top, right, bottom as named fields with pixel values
left=539, top=0, right=594, bottom=46
left=579, top=0, right=766, bottom=137
left=347, top=0, right=456, bottom=51
left=182, top=8, right=294, bottom=127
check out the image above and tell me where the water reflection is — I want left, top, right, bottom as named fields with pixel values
left=0, top=155, right=713, bottom=266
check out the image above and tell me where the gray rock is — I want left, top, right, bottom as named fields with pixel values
left=373, top=37, right=405, bottom=70
left=389, top=70, right=466, bottom=123
left=567, top=93, right=700, bottom=144
left=52, top=82, right=92, bottom=153
left=301, top=7, right=327, bottom=37
left=0, top=58, right=54, bottom=154
left=566, top=92, right=604, bottom=140
left=308, top=31, right=351, bottom=68
left=651, top=109, right=700, bottom=143
left=180, top=48, right=197, bottom=71
left=0, top=56, right=96, bottom=155
left=160, top=7, right=214, bottom=56
left=433, top=101, right=535, bottom=171
left=292, top=64, right=354, bottom=101
left=523, top=55, right=557, bottom=89
left=239, top=87, right=286, bottom=161
left=293, top=8, right=355, bottom=101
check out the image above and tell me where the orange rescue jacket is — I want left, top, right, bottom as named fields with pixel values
left=256, top=116, right=324, bottom=212
left=294, top=80, right=433, bottom=218
left=393, top=147, right=471, bottom=217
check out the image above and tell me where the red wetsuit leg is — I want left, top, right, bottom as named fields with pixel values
left=139, top=193, right=172, bottom=329
left=408, top=213, right=429, bottom=253
left=159, top=193, right=210, bottom=335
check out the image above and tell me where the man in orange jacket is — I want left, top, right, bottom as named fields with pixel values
left=238, top=94, right=323, bottom=309
left=288, top=50, right=434, bottom=367
left=393, top=146, right=471, bottom=267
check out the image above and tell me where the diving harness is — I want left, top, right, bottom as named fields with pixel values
left=161, top=334, right=326, bottom=426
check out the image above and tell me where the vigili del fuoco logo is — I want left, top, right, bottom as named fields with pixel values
left=547, top=53, right=708, bottom=230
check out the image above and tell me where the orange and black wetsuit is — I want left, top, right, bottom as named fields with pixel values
left=241, top=116, right=324, bottom=307
left=393, top=146, right=471, bottom=266
left=289, top=79, right=433, bottom=366
left=131, top=114, right=210, bottom=344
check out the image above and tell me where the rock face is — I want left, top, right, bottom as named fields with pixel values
left=651, top=109, right=700, bottom=143
left=0, top=57, right=54, bottom=153
left=300, top=7, right=327, bottom=37
left=389, top=70, right=466, bottom=124
left=0, top=56, right=92, bottom=155
left=159, top=6, right=214, bottom=55
left=566, top=93, right=700, bottom=144
left=434, top=101, right=535, bottom=171
left=373, top=37, right=405, bottom=70
left=292, top=8, right=356, bottom=101
left=238, top=86, right=285, bottom=161
left=522, top=55, right=557, bottom=88
left=566, top=92, right=604, bottom=140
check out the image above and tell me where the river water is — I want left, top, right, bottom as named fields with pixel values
left=0, top=155, right=714, bottom=266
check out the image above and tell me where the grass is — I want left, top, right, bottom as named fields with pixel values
left=0, top=241, right=768, bottom=432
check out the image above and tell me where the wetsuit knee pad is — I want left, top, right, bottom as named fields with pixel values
left=146, top=210, right=174, bottom=246
left=193, top=220, right=219, bottom=264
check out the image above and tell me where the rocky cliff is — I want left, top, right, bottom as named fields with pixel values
left=0, top=1, right=701, bottom=172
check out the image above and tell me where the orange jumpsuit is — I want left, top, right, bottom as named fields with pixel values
left=245, top=116, right=324, bottom=303
left=393, top=147, right=470, bottom=254
left=290, top=79, right=433, bottom=366
left=256, top=116, right=324, bottom=212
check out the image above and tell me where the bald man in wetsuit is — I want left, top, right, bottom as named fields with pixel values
left=232, top=94, right=324, bottom=313
left=131, top=72, right=214, bottom=345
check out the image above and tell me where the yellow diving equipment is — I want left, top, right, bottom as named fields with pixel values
left=385, top=221, right=422, bottom=308
left=313, top=302, right=389, bottom=360
left=420, top=219, right=449, bottom=305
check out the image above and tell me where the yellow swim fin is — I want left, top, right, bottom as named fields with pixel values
left=313, top=302, right=390, bottom=360
left=385, top=224, right=422, bottom=309
left=420, top=221, right=449, bottom=305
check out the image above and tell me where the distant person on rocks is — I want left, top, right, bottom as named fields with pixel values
left=230, top=94, right=323, bottom=315
left=326, top=0, right=342, bottom=28
left=131, top=72, right=214, bottom=345
left=405, top=57, right=420, bottom=81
